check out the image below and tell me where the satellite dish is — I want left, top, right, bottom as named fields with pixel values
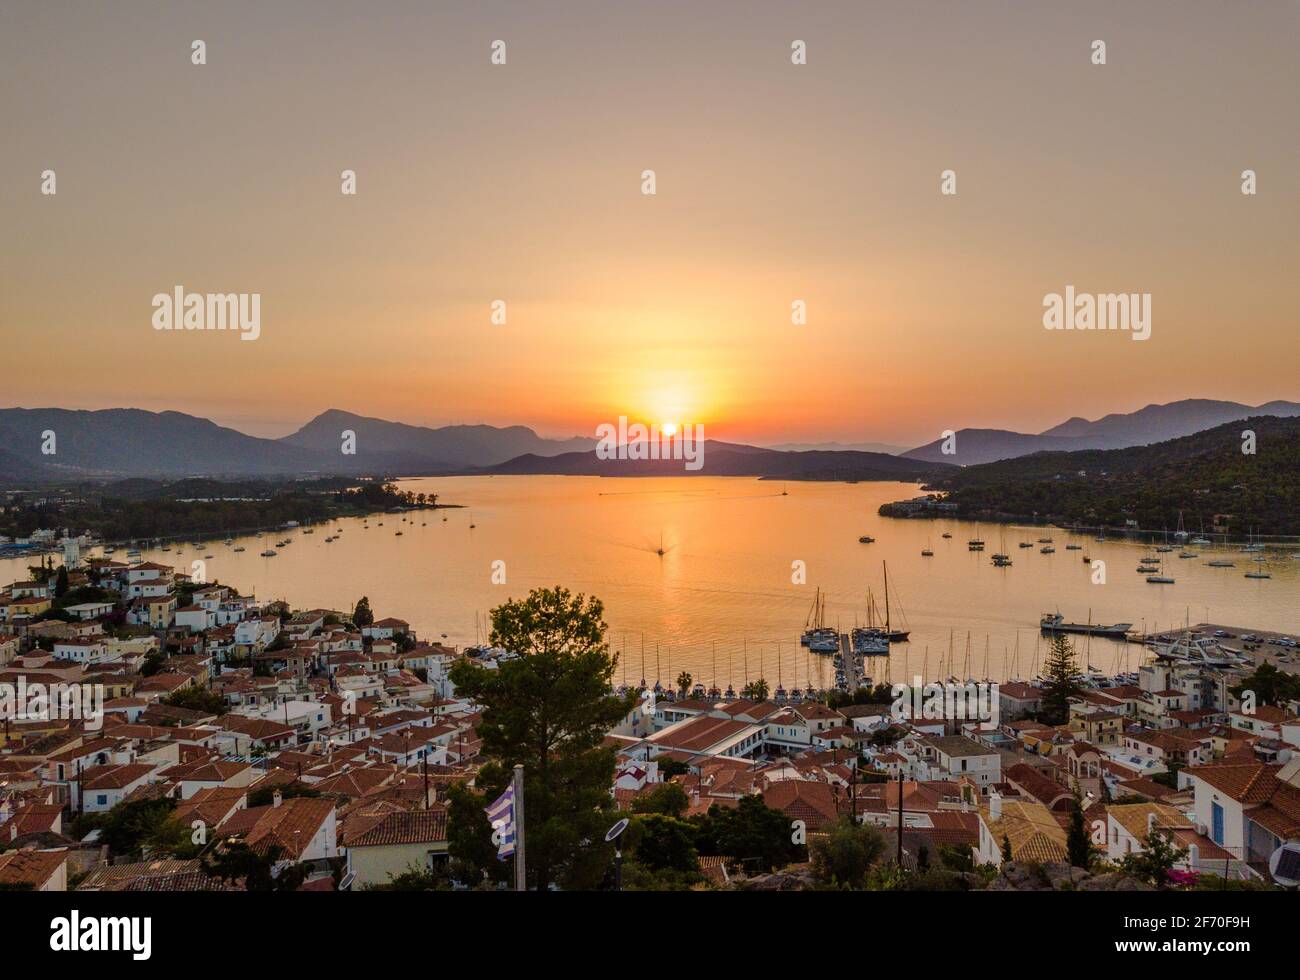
left=1269, top=841, right=1300, bottom=887
left=605, top=818, right=630, bottom=843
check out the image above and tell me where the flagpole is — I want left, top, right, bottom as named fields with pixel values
left=512, top=764, right=526, bottom=892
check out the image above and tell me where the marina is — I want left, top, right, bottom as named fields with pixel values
left=7, top=476, right=1294, bottom=692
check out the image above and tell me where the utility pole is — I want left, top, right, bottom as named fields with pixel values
left=897, top=768, right=904, bottom=867
left=512, top=764, right=526, bottom=892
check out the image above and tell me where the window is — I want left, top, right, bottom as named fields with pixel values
left=97, top=795, right=108, bottom=806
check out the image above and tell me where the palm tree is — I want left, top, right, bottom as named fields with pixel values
left=676, top=671, right=692, bottom=698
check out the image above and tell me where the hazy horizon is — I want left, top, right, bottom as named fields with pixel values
left=5, top=1, right=1298, bottom=446
left=2, top=392, right=1298, bottom=449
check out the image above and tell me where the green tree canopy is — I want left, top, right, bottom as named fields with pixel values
left=809, top=818, right=887, bottom=888
left=1040, top=635, right=1084, bottom=725
left=351, top=596, right=374, bottom=628
left=445, top=783, right=508, bottom=886
left=202, top=842, right=309, bottom=891
left=162, top=685, right=226, bottom=716
left=1231, top=662, right=1300, bottom=708
left=692, top=795, right=801, bottom=873
left=630, top=782, right=690, bottom=819
left=632, top=814, right=698, bottom=873
left=1117, top=828, right=1189, bottom=888
left=447, top=586, right=636, bottom=890
left=1066, top=794, right=1092, bottom=869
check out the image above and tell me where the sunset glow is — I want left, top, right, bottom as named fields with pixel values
left=2, top=1, right=1296, bottom=450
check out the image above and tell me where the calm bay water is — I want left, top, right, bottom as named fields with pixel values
left=10, top=477, right=1298, bottom=690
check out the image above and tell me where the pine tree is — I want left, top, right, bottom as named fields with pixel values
left=1066, top=794, right=1091, bottom=868
left=1001, top=833, right=1013, bottom=862
left=351, top=596, right=374, bottom=628
left=1040, top=635, right=1084, bottom=725
left=447, top=586, right=636, bottom=891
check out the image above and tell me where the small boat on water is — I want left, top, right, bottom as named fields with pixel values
left=1019, top=542, right=1033, bottom=549
left=858, top=535, right=875, bottom=544
left=233, top=546, right=245, bottom=552
left=801, top=588, right=838, bottom=652
left=1137, top=565, right=1159, bottom=573
left=968, top=540, right=985, bottom=551
left=993, top=556, right=1013, bottom=567
left=1146, top=575, right=1175, bottom=584
left=809, top=631, right=839, bottom=653
left=921, top=548, right=934, bottom=557
left=1066, top=544, right=1082, bottom=550
left=1178, top=551, right=1198, bottom=558
left=1207, top=560, right=1234, bottom=568
left=260, top=549, right=277, bottom=557
left=1040, top=546, right=1055, bottom=554
left=1037, top=537, right=1053, bottom=544
left=859, top=566, right=910, bottom=643
left=1245, top=570, right=1271, bottom=579
left=941, top=532, right=952, bottom=539
left=851, top=627, right=889, bottom=656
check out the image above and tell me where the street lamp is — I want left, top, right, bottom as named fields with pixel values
left=605, top=818, right=630, bottom=891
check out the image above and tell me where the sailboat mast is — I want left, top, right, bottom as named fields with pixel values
left=883, top=561, right=890, bottom=634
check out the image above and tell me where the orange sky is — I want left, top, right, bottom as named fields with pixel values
left=3, top=1, right=1297, bottom=445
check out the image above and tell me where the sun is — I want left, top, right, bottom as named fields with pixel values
left=661, top=422, right=678, bottom=438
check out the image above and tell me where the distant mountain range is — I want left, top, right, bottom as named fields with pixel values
left=931, top=415, right=1300, bottom=535
left=462, top=441, right=952, bottom=482
left=0, top=408, right=595, bottom=481
left=900, top=400, right=1300, bottom=465
left=0, top=398, right=1295, bottom=483
left=767, top=440, right=910, bottom=455
left=278, top=409, right=597, bottom=470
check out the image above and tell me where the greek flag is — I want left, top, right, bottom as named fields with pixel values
left=486, top=784, right=517, bottom=859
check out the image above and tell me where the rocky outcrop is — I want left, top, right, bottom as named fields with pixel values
left=731, top=866, right=819, bottom=891
left=987, top=861, right=1154, bottom=891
